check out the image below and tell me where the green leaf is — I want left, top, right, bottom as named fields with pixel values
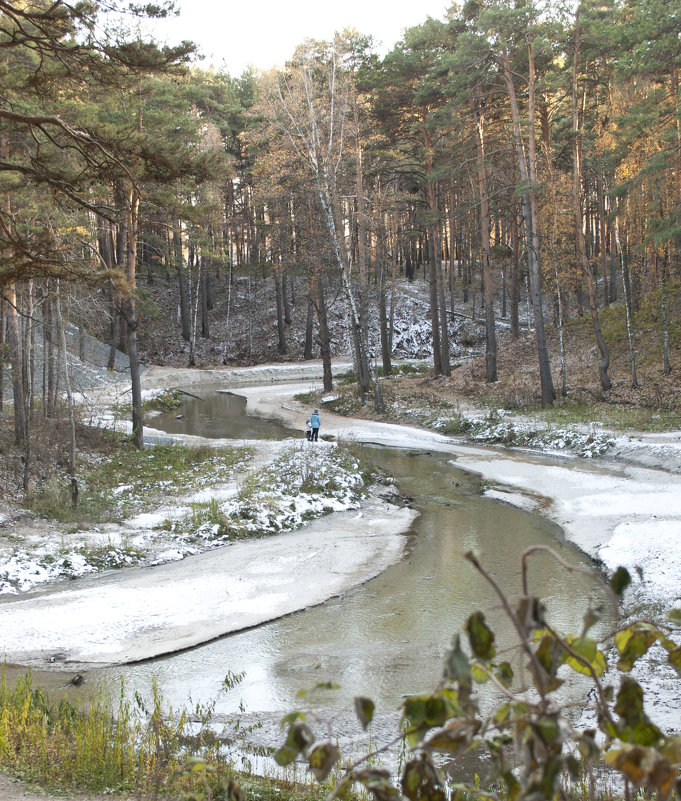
left=530, top=650, right=564, bottom=694
left=577, top=731, right=600, bottom=760
left=354, top=697, right=375, bottom=730
left=615, top=624, right=659, bottom=671
left=275, top=720, right=315, bottom=765
left=615, top=677, right=645, bottom=726
left=495, top=661, right=514, bottom=688
left=668, top=646, right=681, bottom=676
left=517, top=595, right=546, bottom=634
left=443, top=635, right=472, bottom=696
left=402, top=690, right=461, bottom=747
left=565, top=755, right=581, bottom=779
left=536, top=634, right=567, bottom=676
left=582, top=606, right=602, bottom=635
left=565, top=636, right=606, bottom=677
left=401, top=756, right=446, bottom=801
left=610, top=566, right=631, bottom=595
left=667, top=609, right=681, bottom=624
left=424, top=719, right=481, bottom=754
left=615, top=677, right=663, bottom=746
left=308, top=742, right=340, bottom=782
left=274, top=744, right=299, bottom=767
left=356, top=769, right=401, bottom=801
left=534, top=715, right=560, bottom=745
left=280, top=711, right=306, bottom=727
left=471, top=663, right=490, bottom=684
left=466, top=611, right=496, bottom=661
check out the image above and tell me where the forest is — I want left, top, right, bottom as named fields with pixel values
left=4, top=4, right=681, bottom=801
left=1, top=0, right=680, bottom=462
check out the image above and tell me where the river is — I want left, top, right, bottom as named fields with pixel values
left=85, top=388, right=614, bottom=718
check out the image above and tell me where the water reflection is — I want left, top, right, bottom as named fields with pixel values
left=151, top=389, right=299, bottom=441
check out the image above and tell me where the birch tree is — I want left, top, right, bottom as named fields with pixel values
left=262, top=38, right=385, bottom=413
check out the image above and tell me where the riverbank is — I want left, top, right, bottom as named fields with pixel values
left=6, top=360, right=675, bottom=673
left=2, top=361, right=681, bottom=799
left=236, top=370, right=681, bottom=729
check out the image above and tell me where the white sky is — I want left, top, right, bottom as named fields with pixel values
left=152, top=0, right=451, bottom=76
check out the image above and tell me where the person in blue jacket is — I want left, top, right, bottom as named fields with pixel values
left=310, top=409, right=321, bottom=441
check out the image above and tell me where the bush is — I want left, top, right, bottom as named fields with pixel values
left=274, top=551, right=681, bottom=801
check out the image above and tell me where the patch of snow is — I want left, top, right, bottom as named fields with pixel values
left=483, top=488, right=543, bottom=513
left=598, top=519, right=681, bottom=604
left=112, top=484, right=134, bottom=496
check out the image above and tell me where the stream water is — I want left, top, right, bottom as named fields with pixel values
left=84, top=388, right=614, bottom=723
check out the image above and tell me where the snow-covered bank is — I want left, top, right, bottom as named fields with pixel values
left=0, top=363, right=421, bottom=668
left=3, top=361, right=681, bottom=687
left=237, top=376, right=681, bottom=614
left=0, top=493, right=415, bottom=667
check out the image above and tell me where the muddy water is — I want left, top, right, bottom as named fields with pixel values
left=152, top=389, right=300, bottom=440
left=83, top=394, right=614, bottom=720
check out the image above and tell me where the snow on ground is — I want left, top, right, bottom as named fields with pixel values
left=3, top=361, right=681, bottom=723
left=0, top=496, right=415, bottom=667
left=236, top=375, right=681, bottom=618
left=247, top=376, right=681, bottom=730
left=0, top=438, right=374, bottom=595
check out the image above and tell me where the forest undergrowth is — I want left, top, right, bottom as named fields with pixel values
left=320, top=281, right=681, bottom=440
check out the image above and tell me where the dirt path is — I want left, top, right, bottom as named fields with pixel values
left=0, top=773, right=138, bottom=801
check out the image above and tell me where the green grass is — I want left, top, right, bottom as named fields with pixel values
left=159, top=443, right=372, bottom=544
left=294, top=390, right=319, bottom=404
left=0, top=669, right=332, bottom=801
left=517, top=399, right=681, bottom=432
left=26, top=442, right=251, bottom=526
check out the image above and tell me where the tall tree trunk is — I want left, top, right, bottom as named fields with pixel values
left=274, top=258, right=287, bottom=355
left=541, top=105, right=568, bottom=396
left=502, top=45, right=555, bottom=405
left=572, top=31, right=611, bottom=392
left=428, top=231, right=443, bottom=377
left=98, top=221, right=118, bottom=371
left=449, top=184, right=457, bottom=321
left=378, top=231, right=392, bottom=378
left=41, top=288, right=51, bottom=415
left=314, top=274, right=333, bottom=393
left=436, top=227, right=451, bottom=377
left=425, top=131, right=444, bottom=377
left=597, top=173, right=609, bottom=306
left=282, top=266, right=292, bottom=326
left=304, top=288, right=315, bottom=361
left=662, top=250, right=672, bottom=376
left=56, top=283, right=79, bottom=508
left=121, top=183, right=144, bottom=448
left=23, top=281, right=35, bottom=492
left=200, top=257, right=210, bottom=339
left=609, top=226, right=618, bottom=303
left=614, top=211, right=638, bottom=388
left=6, top=285, right=26, bottom=446
left=319, top=175, right=383, bottom=412
left=354, top=126, right=369, bottom=346
left=475, top=101, right=497, bottom=383
left=0, top=296, right=4, bottom=412
left=173, top=229, right=191, bottom=342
